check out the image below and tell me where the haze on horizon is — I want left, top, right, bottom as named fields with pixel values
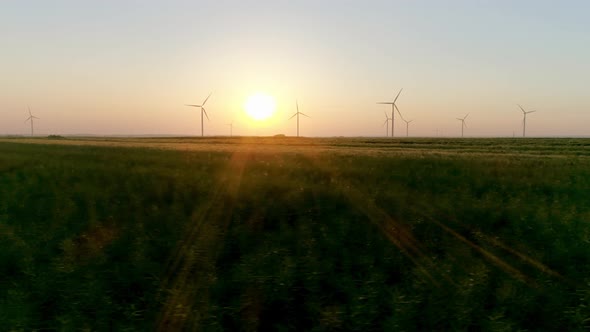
left=1, top=1, right=589, bottom=137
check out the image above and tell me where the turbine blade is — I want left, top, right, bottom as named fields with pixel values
left=518, top=104, right=525, bottom=113
left=296, top=99, right=299, bottom=113
left=300, top=112, right=310, bottom=118
left=288, top=113, right=297, bottom=120
left=456, top=118, right=463, bottom=121
left=202, top=108, right=210, bottom=121
left=393, top=88, right=403, bottom=104
left=383, top=119, right=388, bottom=126
left=464, top=113, right=469, bottom=120
left=527, top=110, right=537, bottom=114
left=377, top=102, right=394, bottom=105
left=185, top=104, right=201, bottom=107
left=394, top=104, right=404, bottom=120
left=201, top=92, right=212, bottom=106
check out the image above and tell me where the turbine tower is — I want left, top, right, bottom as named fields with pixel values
left=377, top=88, right=403, bottom=137
left=289, top=100, right=310, bottom=137
left=383, top=111, right=391, bottom=137
left=227, top=122, right=233, bottom=137
left=185, top=92, right=212, bottom=137
left=25, top=107, right=39, bottom=137
left=456, top=113, right=469, bottom=138
left=518, top=104, right=536, bottom=137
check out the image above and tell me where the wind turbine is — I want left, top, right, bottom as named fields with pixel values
left=456, top=113, right=469, bottom=138
left=288, top=100, right=310, bottom=137
left=25, top=107, right=39, bottom=137
left=394, top=104, right=413, bottom=137
left=403, top=119, right=413, bottom=137
left=518, top=104, right=536, bottom=137
left=377, top=88, right=403, bottom=137
left=227, top=122, right=233, bottom=137
left=383, top=111, right=391, bottom=137
left=185, top=92, right=212, bottom=137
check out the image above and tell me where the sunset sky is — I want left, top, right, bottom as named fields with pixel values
left=1, top=1, right=589, bottom=137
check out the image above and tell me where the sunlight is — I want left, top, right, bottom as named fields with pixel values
left=244, top=93, right=276, bottom=121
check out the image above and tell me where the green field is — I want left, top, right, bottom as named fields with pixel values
left=1, top=137, right=589, bottom=331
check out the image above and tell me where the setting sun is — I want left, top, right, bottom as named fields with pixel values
left=244, top=93, right=276, bottom=121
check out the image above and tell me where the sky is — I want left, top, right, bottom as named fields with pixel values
left=1, top=0, right=589, bottom=137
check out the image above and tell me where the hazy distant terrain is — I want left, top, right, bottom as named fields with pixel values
left=1, top=138, right=588, bottom=330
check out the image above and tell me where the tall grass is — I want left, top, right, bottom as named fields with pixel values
left=0, top=139, right=588, bottom=330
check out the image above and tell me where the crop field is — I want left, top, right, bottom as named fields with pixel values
left=1, top=137, right=589, bottom=331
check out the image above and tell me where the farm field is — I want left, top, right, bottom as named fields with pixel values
left=0, top=137, right=589, bottom=331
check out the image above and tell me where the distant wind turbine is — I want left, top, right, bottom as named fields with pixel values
left=25, top=107, right=39, bottom=137
left=185, top=92, right=212, bottom=137
left=404, top=119, right=413, bottom=137
left=395, top=104, right=412, bottom=137
left=518, top=104, right=536, bottom=137
left=377, top=88, right=403, bottom=137
left=396, top=105, right=413, bottom=137
left=456, top=113, right=469, bottom=138
left=227, top=122, right=233, bottom=137
left=289, top=100, right=310, bottom=137
left=383, top=111, right=391, bottom=137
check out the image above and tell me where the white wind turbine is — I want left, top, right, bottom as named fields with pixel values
left=518, top=104, right=536, bottom=137
left=289, top=100, right=310, bottom=137
left=377, top=88, right=403, bottom=137
left=456, top=113, right=469, bottom=138
left=185, top=92, right=212, bottom=137
left=395, top=104, right=413, bottom=137
left=25, top=107, right=39, bottom=137
left=404, top=119, right=414, bottom=137
left=383, top=111, right=391, bottom=137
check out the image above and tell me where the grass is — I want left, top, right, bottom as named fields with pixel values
left=0, top=137, right=589, bottom=331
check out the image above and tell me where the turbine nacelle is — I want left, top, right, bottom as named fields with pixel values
left=289, top=112, right=310, bottom=120
left=26, top=106, right=39, bottom=122
left=457, top=113, right=469, bottom=127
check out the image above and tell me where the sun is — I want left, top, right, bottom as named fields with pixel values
left=244, top=93, right=276, bottom=121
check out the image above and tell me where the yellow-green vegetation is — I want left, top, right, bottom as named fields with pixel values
left=0, top=138, right=589, bottom=331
